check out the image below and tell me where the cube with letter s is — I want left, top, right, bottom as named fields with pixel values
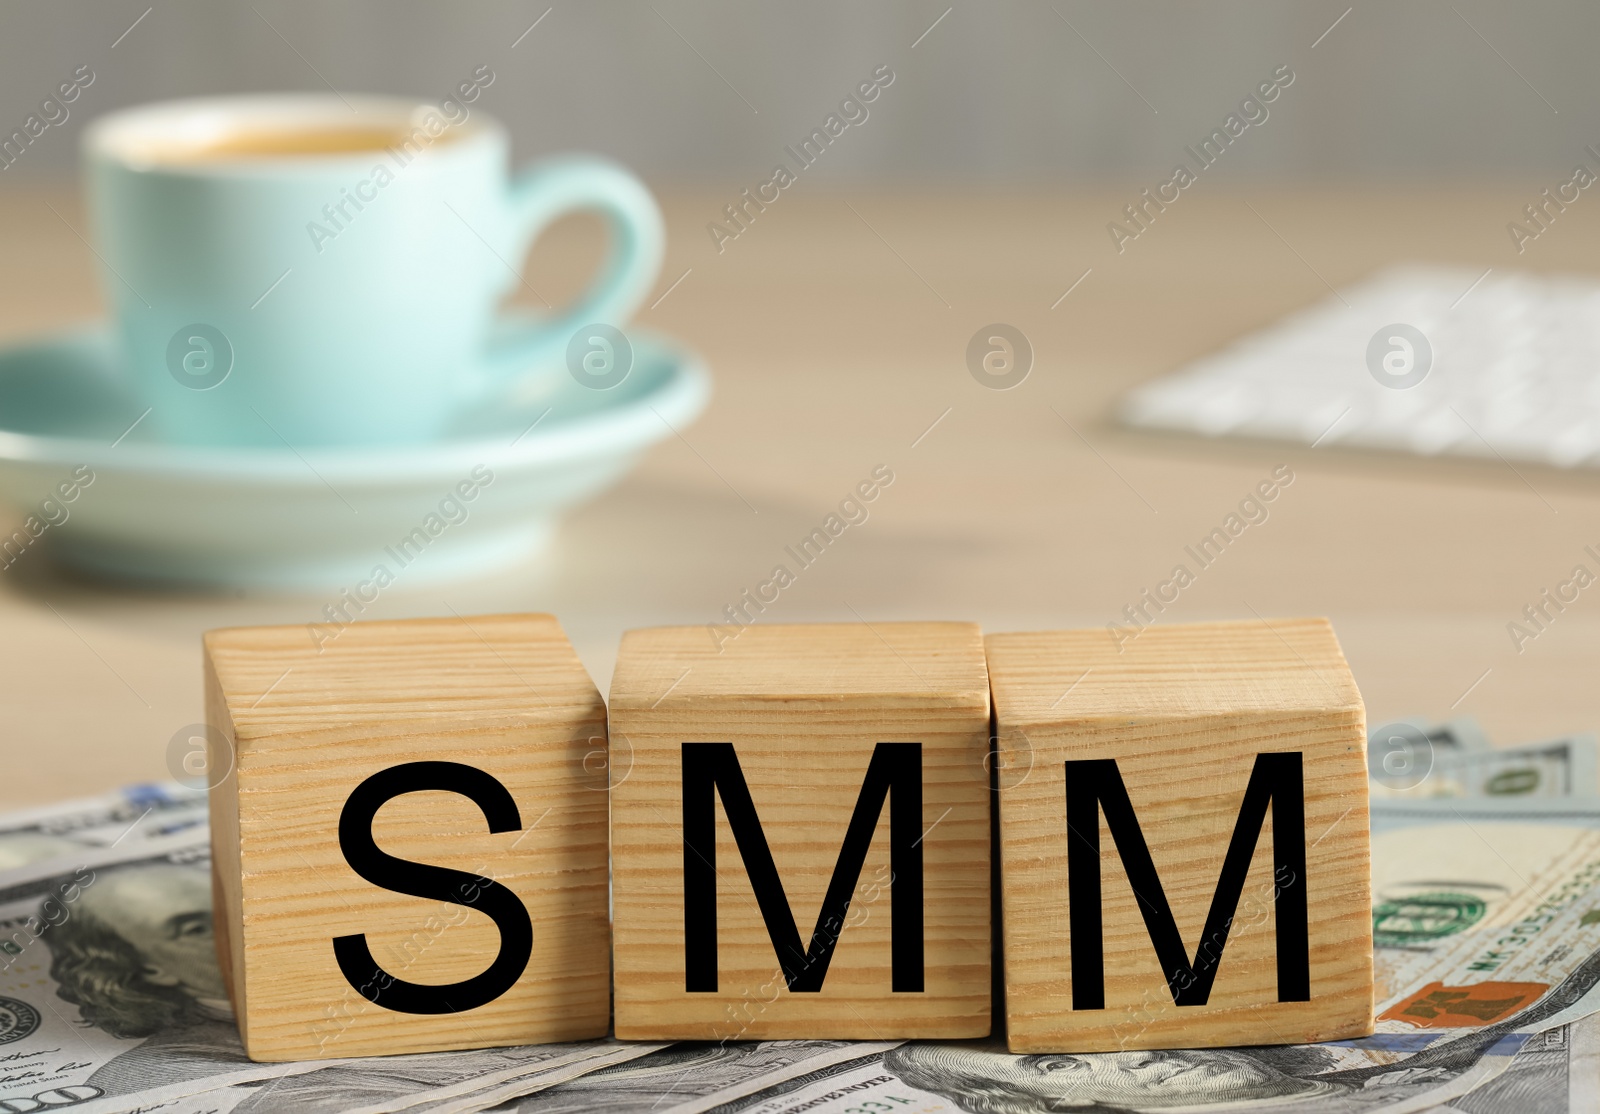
left=204, top=613, right=610, bottom=1061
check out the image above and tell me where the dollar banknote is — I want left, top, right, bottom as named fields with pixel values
left=0, top=830, right=653, bottom=1114
left=1369, top=732, right=1599, bottom=799
left=514, top=1017, right=1598, bottom=1114
left=1452, top=1015, right=1600, bottom=1114
left=204, top=1039, right=664, bottom=1114
left=568, top=1034, right=1524, bottom=1114
left=611, top=1020, right=1561, bottom=1113
left=106, top=1042, right=664, bottom=1114
left=0, top=782, right=205, bottom=871
left=492, top=1040, right=904, bottom=1113
left=1369, top=797, right=1600, bottom=1033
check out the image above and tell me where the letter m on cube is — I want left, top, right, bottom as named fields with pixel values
left=609, top=622, right=993, bottom=1040
left=987, top=619, right=1375, bottom=1053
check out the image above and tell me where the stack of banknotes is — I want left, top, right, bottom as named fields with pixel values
left=0, top=715, right=1596, bottom=1114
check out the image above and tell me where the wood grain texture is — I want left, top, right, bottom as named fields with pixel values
left=205, top=613, right=611, bottom=1062
left=988, top=618, right=1375, bottom=1053
left=609, top=621, right=992, bottom=1040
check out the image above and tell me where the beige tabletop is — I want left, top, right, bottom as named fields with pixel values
left=3, top=186, right=1598, bottom=807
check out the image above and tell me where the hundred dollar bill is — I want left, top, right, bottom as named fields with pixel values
left=0, top=782, right=206, bottom=871
left=0, top=830, right=645, bottom=1114
left=1451, top=1014, right=1600, bottom=1114
left=82, top=1092, right=253, bottom=1114
left=203, top=1039, right=664, bottom=1114
left=391, top=1042, right=669, bottom=1114
left=1370, top=733, right=1599, bottom=800
left=494, top=1040, right=904, bottom=1113
left=666, top=1034, right=1524, bottom=1114
left=1370, top=796, right=1600, bottom=1032
left=0, top=830, right=348, bottom=1113
left=65, top=1039, right=661, bottom=1114
left=693, top=1003, right=1593, bottom=1114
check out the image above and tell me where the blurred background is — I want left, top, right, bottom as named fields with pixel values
left=4, top=1, right=1600, bottom=801
left=1, top=1, right=1594, bottom=186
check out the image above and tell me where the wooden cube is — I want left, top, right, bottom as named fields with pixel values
left=205, top=614, right=611, bottom=1061
left=987, top=618, right=1374, bottom=1053
left=609, top=621, right=992, bottom=1040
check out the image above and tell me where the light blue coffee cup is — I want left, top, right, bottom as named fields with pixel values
left=85, top=95, right=664, bottom=446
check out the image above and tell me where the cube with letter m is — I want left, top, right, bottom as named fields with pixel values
left=609, top=621, right=992, bottom=1039
left=988, top=618, right=1375, bottom=1052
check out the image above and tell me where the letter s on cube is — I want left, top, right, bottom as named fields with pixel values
left=205, top=613, right=611, bottom=1061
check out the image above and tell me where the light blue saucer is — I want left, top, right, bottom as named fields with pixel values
left=0, top=327, right=709, bottom=590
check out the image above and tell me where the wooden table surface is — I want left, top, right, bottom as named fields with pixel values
left=3, top=186, right=1598, bottom=807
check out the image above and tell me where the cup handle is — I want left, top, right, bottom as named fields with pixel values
left=478, top=155, right=664, bottom=389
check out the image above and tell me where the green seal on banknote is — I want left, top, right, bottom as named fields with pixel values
left=0, top=996, right=40, bottom=1044
left=1373, top=892, right=1487, bottom=946
left=1485, top=766, right=1541, bottom=795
